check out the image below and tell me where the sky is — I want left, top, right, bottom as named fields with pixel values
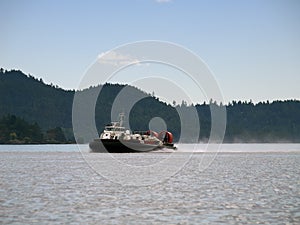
left=1, top=0, right=300, bottom=104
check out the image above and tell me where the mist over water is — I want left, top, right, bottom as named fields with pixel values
left=177, top=143, right=300, bottom=153
left=0, top=144, right=299, bottom=224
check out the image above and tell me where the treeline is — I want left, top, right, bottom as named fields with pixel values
left=130, top=99, right=300, bottom=143
left=0, top=68, right=300, bottom=143
left=0, top=114, right=72, bottom=144
left=196, top=100, right=300, bottom=142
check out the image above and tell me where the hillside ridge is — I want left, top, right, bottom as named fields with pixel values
left=1, top=68, right=299, bottom=143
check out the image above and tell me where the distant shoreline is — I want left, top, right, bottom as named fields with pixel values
left=1, top=69, right=300, bottom=144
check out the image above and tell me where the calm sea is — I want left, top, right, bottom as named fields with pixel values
left=1, top=144, right=299, bottom=224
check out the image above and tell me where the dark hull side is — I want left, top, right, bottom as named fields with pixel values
left=89, top=139, right=162, bottom=153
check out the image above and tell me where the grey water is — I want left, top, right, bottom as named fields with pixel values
left=0, top=144, right=299, bottom=224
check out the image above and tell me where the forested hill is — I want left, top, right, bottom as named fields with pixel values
left=0, top=68, right=299, bottom=143
left=0, top=69, right=74, bottom=130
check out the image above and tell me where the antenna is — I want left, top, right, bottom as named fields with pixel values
left=119, top=112, right=125, bottom=127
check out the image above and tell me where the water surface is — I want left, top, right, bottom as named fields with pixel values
left=0, top=144, right=299, bottom=224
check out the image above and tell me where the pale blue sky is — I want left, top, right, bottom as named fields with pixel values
left=1, top=0, right=299, bottom=103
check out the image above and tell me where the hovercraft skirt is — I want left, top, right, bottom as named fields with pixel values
left=89, top=139, right=161, bottom=153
